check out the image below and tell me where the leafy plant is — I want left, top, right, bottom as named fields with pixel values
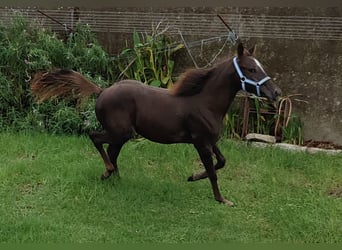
left=246, top=96, right=277, bottom=135
left=0, top=14, right=118, bottom=134
left=222, top=95, right=303, bottom=145
left=68, top=24, right=117, bottom=80
left=282, top=114, right=304, bottom=145
left=117, top=28, right=183, bottom=88
left=223, top=105, right=243, bottom=139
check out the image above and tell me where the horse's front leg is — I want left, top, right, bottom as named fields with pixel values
left=188, top=144, right=225, bottom=181
left=193, top=144, right=234, bottom=206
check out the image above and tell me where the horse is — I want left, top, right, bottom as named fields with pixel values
left=30, top=43, right=282, bottom=206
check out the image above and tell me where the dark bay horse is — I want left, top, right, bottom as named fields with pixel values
left=31, top=43, right=281, bottom=206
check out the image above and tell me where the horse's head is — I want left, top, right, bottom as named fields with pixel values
left=233, top=43, right=282, bottom=101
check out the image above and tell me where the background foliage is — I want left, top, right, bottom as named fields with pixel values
left=0, top=14, right=116, bottom=134
left=117, top=29, right=183, bottom=88
left=0, top=14, right=184, bottom=135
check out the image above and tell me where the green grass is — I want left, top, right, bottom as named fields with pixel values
left=0, top=132, right=341, bottom=243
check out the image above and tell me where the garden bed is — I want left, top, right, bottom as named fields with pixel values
left=303, top=140, right=342, bottom=150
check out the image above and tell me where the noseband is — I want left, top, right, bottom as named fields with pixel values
left=233, top=57, right=271, bottom=97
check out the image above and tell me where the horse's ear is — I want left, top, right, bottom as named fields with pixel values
left=248, top=45, right=256, bottom=56
left=237, top=43, right=244, bottom=57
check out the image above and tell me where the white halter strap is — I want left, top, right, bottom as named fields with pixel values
left=233, top=57, right=271, bottom=97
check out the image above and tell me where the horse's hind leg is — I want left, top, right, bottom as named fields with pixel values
left=188, top=144, right=226, bottom=181
left=106, top=142, right=127, bottom=178
left=89, top=131, right=116, bottom=180
left=212, top=145, right=226, bottom=170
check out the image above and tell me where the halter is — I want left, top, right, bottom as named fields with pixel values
left=233, top=57, right=271, bottom=97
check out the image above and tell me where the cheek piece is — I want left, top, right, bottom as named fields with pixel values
left=233, top=57, right=271, bottom=97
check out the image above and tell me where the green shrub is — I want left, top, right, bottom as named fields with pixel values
left=0, top=14, right=118, bottom=134
left=0, top=14, right=182, bottom=135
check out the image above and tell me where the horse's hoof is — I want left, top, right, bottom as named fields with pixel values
left=187, top=175, right=195, bottom=182
left=100, top=174, right=108, bottom=180
left=113, top=170, right=120, bottom=178
left=222, top=199, right=235, bottom=207
left=100, top=171, right=112, bottom=180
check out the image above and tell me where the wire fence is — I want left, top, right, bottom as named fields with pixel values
left=1, top=8, right=342, bottom=41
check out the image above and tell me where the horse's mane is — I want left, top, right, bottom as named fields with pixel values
left=169, top=67, right=212, bottom=96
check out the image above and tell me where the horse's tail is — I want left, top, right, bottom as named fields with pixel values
left=30, top=69, right=103, bottom=103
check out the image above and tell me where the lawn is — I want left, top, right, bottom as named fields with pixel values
left=0, top=132, right=341, bottom=243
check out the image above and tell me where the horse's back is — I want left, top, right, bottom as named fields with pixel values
left=96, top=80, right=169, bottom=110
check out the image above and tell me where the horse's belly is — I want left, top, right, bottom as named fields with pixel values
left=135, top=114, right=190, bottom=144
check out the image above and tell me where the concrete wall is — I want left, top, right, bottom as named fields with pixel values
left=252, top=38, right=342, bottom=145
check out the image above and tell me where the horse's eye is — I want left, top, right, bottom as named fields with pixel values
left=249, top=68, right=257, bottom=73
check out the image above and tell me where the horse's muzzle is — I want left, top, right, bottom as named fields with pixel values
left=261, top=80, right=282, bottom=102
left=273, top=86, right=282, bottom=101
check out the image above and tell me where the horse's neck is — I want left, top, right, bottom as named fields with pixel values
left=200, top=69, right=240, bottom=119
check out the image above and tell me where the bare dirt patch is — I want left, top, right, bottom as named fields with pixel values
left=304, top=140, right=342, bottom=150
